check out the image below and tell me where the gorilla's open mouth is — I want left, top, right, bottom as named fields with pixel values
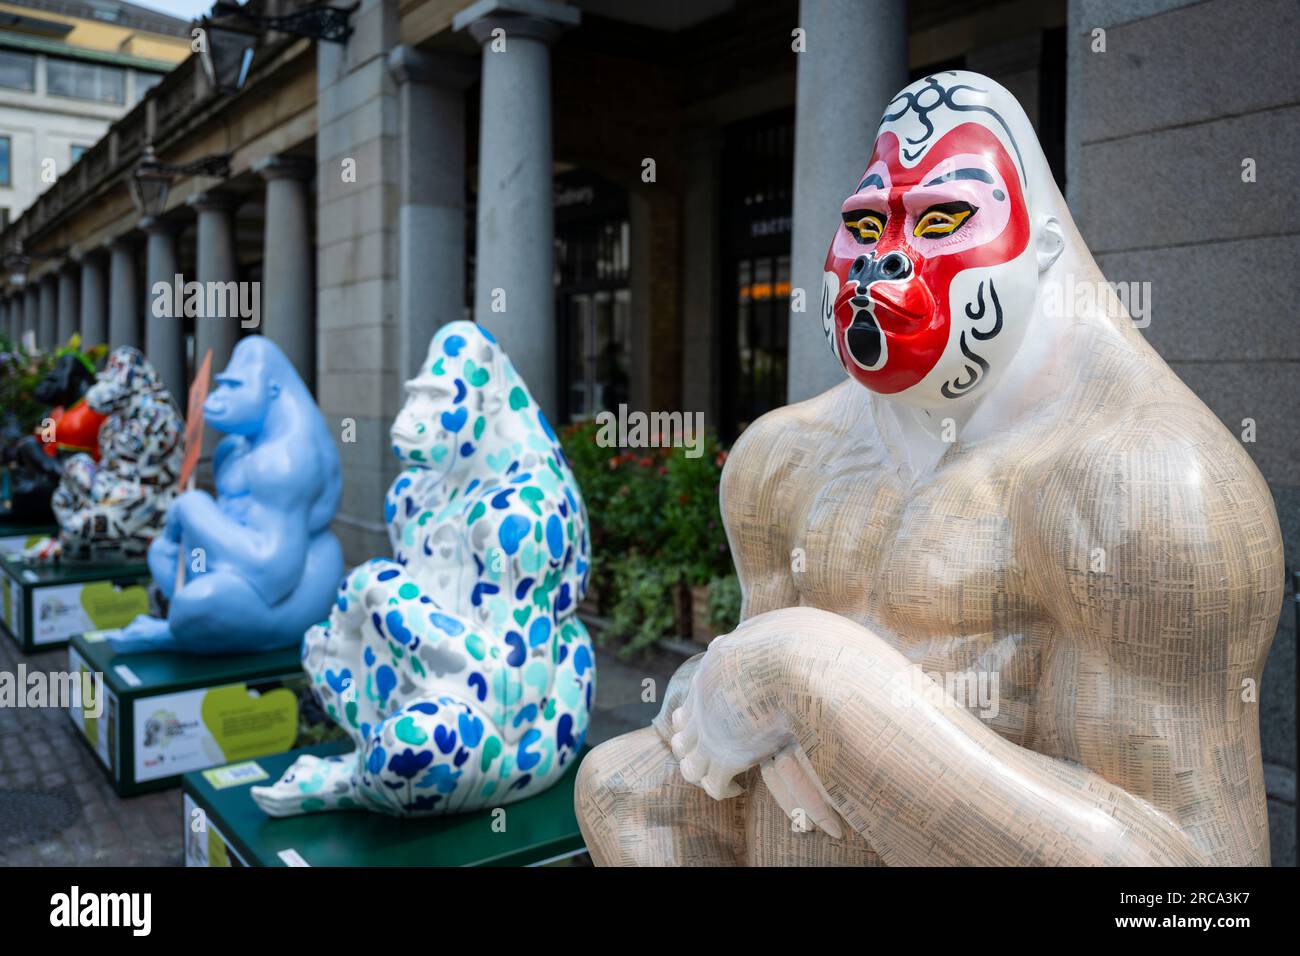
left=846, top=295, right=884, bottom=370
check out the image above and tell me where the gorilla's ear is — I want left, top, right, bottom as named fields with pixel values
left=1036, top=216, right=1065, bottom=272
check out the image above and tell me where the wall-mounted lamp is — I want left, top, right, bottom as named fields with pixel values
left=128, top=145, right=232, bottom=217
left=199, top=1, right=357, bottom=95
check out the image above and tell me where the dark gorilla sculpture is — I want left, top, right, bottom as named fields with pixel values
left=1, top=351, right=102, bottom=525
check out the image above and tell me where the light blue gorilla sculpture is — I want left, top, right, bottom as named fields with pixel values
left=251, top=321, right=595, bottom=818
left=108, top=336, right=343, bottom=655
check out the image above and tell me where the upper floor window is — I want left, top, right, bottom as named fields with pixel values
left=0, top=136, right=11, bottom=187
left=47, top=58, right=125, bottom=105
left=71, top=144, right=89, bottom=163
left=0, top=51, right=36, bottom=92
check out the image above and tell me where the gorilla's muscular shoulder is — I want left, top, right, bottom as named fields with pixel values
left=720, top=381, right=865, bottom=613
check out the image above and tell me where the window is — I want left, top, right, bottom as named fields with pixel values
left=134, top=71, right=163, bottom=100
left=0, top=208, right=9, bottom=231
left=720, top=109, right=794, bottom=440
left=553, top=172, right=632, bottom=423
left=0, top=50, right=35, bottom=91
left=0, top=136, right=10, bottom=187
left=47, top=58, right=125, bottom=104
left=70, top=144, right=89, bottom=163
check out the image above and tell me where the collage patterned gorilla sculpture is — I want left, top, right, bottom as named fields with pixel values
left=575, top=72, right=1283, bottom=866
left=252, top=321, right=595, bottom=818
left=108, top=336, right=343, bottom=655
left=39, top=347, right=183, bottom=563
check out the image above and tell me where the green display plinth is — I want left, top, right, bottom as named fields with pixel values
left=182, top=742, right=591, bottom=867
left=67, top=630, right=310, bottom=797
left=0, top=547, right=151, bottom=653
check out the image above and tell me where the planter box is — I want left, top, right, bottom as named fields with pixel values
left=182, top=742, right=591, bottom=867
left=691, top=582, right=713, bottom=642
left=0, top=547, right=151, bottom=653
left=67, top=629, right=308, bottom=797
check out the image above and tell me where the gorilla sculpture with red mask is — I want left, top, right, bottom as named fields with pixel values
left=575, top=72, right=1283, bottom=867
left=1, top=343, right=105, bottom=524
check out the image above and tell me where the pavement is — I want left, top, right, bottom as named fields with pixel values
left=0, top=629, right=682, bottom=867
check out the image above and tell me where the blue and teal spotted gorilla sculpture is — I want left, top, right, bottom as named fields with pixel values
left=108, top=336, right=343, bottom=655
left=251, top=321, right=595, bottom=818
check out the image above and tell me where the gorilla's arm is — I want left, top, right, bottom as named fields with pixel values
left=673, top=607, right=1208, bottom=865
left=169, top=484, right=311, bottom=607
left=718, top=406, right=804, bottom=623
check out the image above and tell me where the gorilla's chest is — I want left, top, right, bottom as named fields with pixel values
left=215, top=451, right=255, bottom=521
left=792, top=459, right=1051, bottom=689
left=393, top=496, right=491, bottom=623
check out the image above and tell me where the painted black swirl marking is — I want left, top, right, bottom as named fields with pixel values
left=966, top=279, right=1003, bottom=341
left=941, top=280, right=1003, bottom=399
left=940, top=332, right=990, bottom=399
left=880, top=72, right=1026, bottom=186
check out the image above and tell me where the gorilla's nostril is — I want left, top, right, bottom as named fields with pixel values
left=880, top=252, right=910, bottom=279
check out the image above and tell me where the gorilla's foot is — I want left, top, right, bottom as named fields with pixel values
left=251, top=753, right=359, bottom=817
left=106, top=614, right=182, bottom=655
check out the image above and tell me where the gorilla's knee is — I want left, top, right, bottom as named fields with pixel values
left=575, top=730, right=661, bottom=825
left=575, top=738, right=619, bottom=812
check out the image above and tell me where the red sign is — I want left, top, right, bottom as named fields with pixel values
left=178, top=349, right=213, bottom=491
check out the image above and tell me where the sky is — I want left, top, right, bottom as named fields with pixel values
left=129, top=0, right=224, bottom=21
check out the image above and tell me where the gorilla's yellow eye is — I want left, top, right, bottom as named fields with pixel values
left=914, top=202, right=976, bottom=238
left=842, top=210, right=885, bottom=244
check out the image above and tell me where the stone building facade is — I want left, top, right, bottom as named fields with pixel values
left=0, top=0, right=1293, bottom=862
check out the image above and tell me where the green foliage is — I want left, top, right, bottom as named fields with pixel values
left=606, top=554, right=682, bottom=659
left=707, top=573, right=742, bottom=635
left=0, top=336, right=54, bottom=432
left=559, top=419, right=736, bottom=655
left=661, top=431, right=731, bottom=586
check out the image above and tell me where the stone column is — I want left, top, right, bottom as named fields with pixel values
left=142, top=216, right=186, bottom=401
left=23, top=286, right=38, bottom=346
left=57, top=263, right=79, bottom=346
left=108, top=237, right=141, bottom=350
left=38, top=274, right=57, bottom=349
left=188, top=191, right=242, bottom=379
left=253, top=156, right=315, bottom=389
left=387, top=46, right=475, bottom=378
left=78, top=252, right=108, bottom=348
left=786, top=0, right=907, bottom=403
left=314, top=0, right=403, bottom=565
left=455, top=0, right=580, bottom=418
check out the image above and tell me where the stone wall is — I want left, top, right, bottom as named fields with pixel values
left=1067, top=0, right=1299, bottom=865
left=316, top=0, right=405, bottom=565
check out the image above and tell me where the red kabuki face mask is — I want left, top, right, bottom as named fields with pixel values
left=822, top=76, right=1039, bottom=407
